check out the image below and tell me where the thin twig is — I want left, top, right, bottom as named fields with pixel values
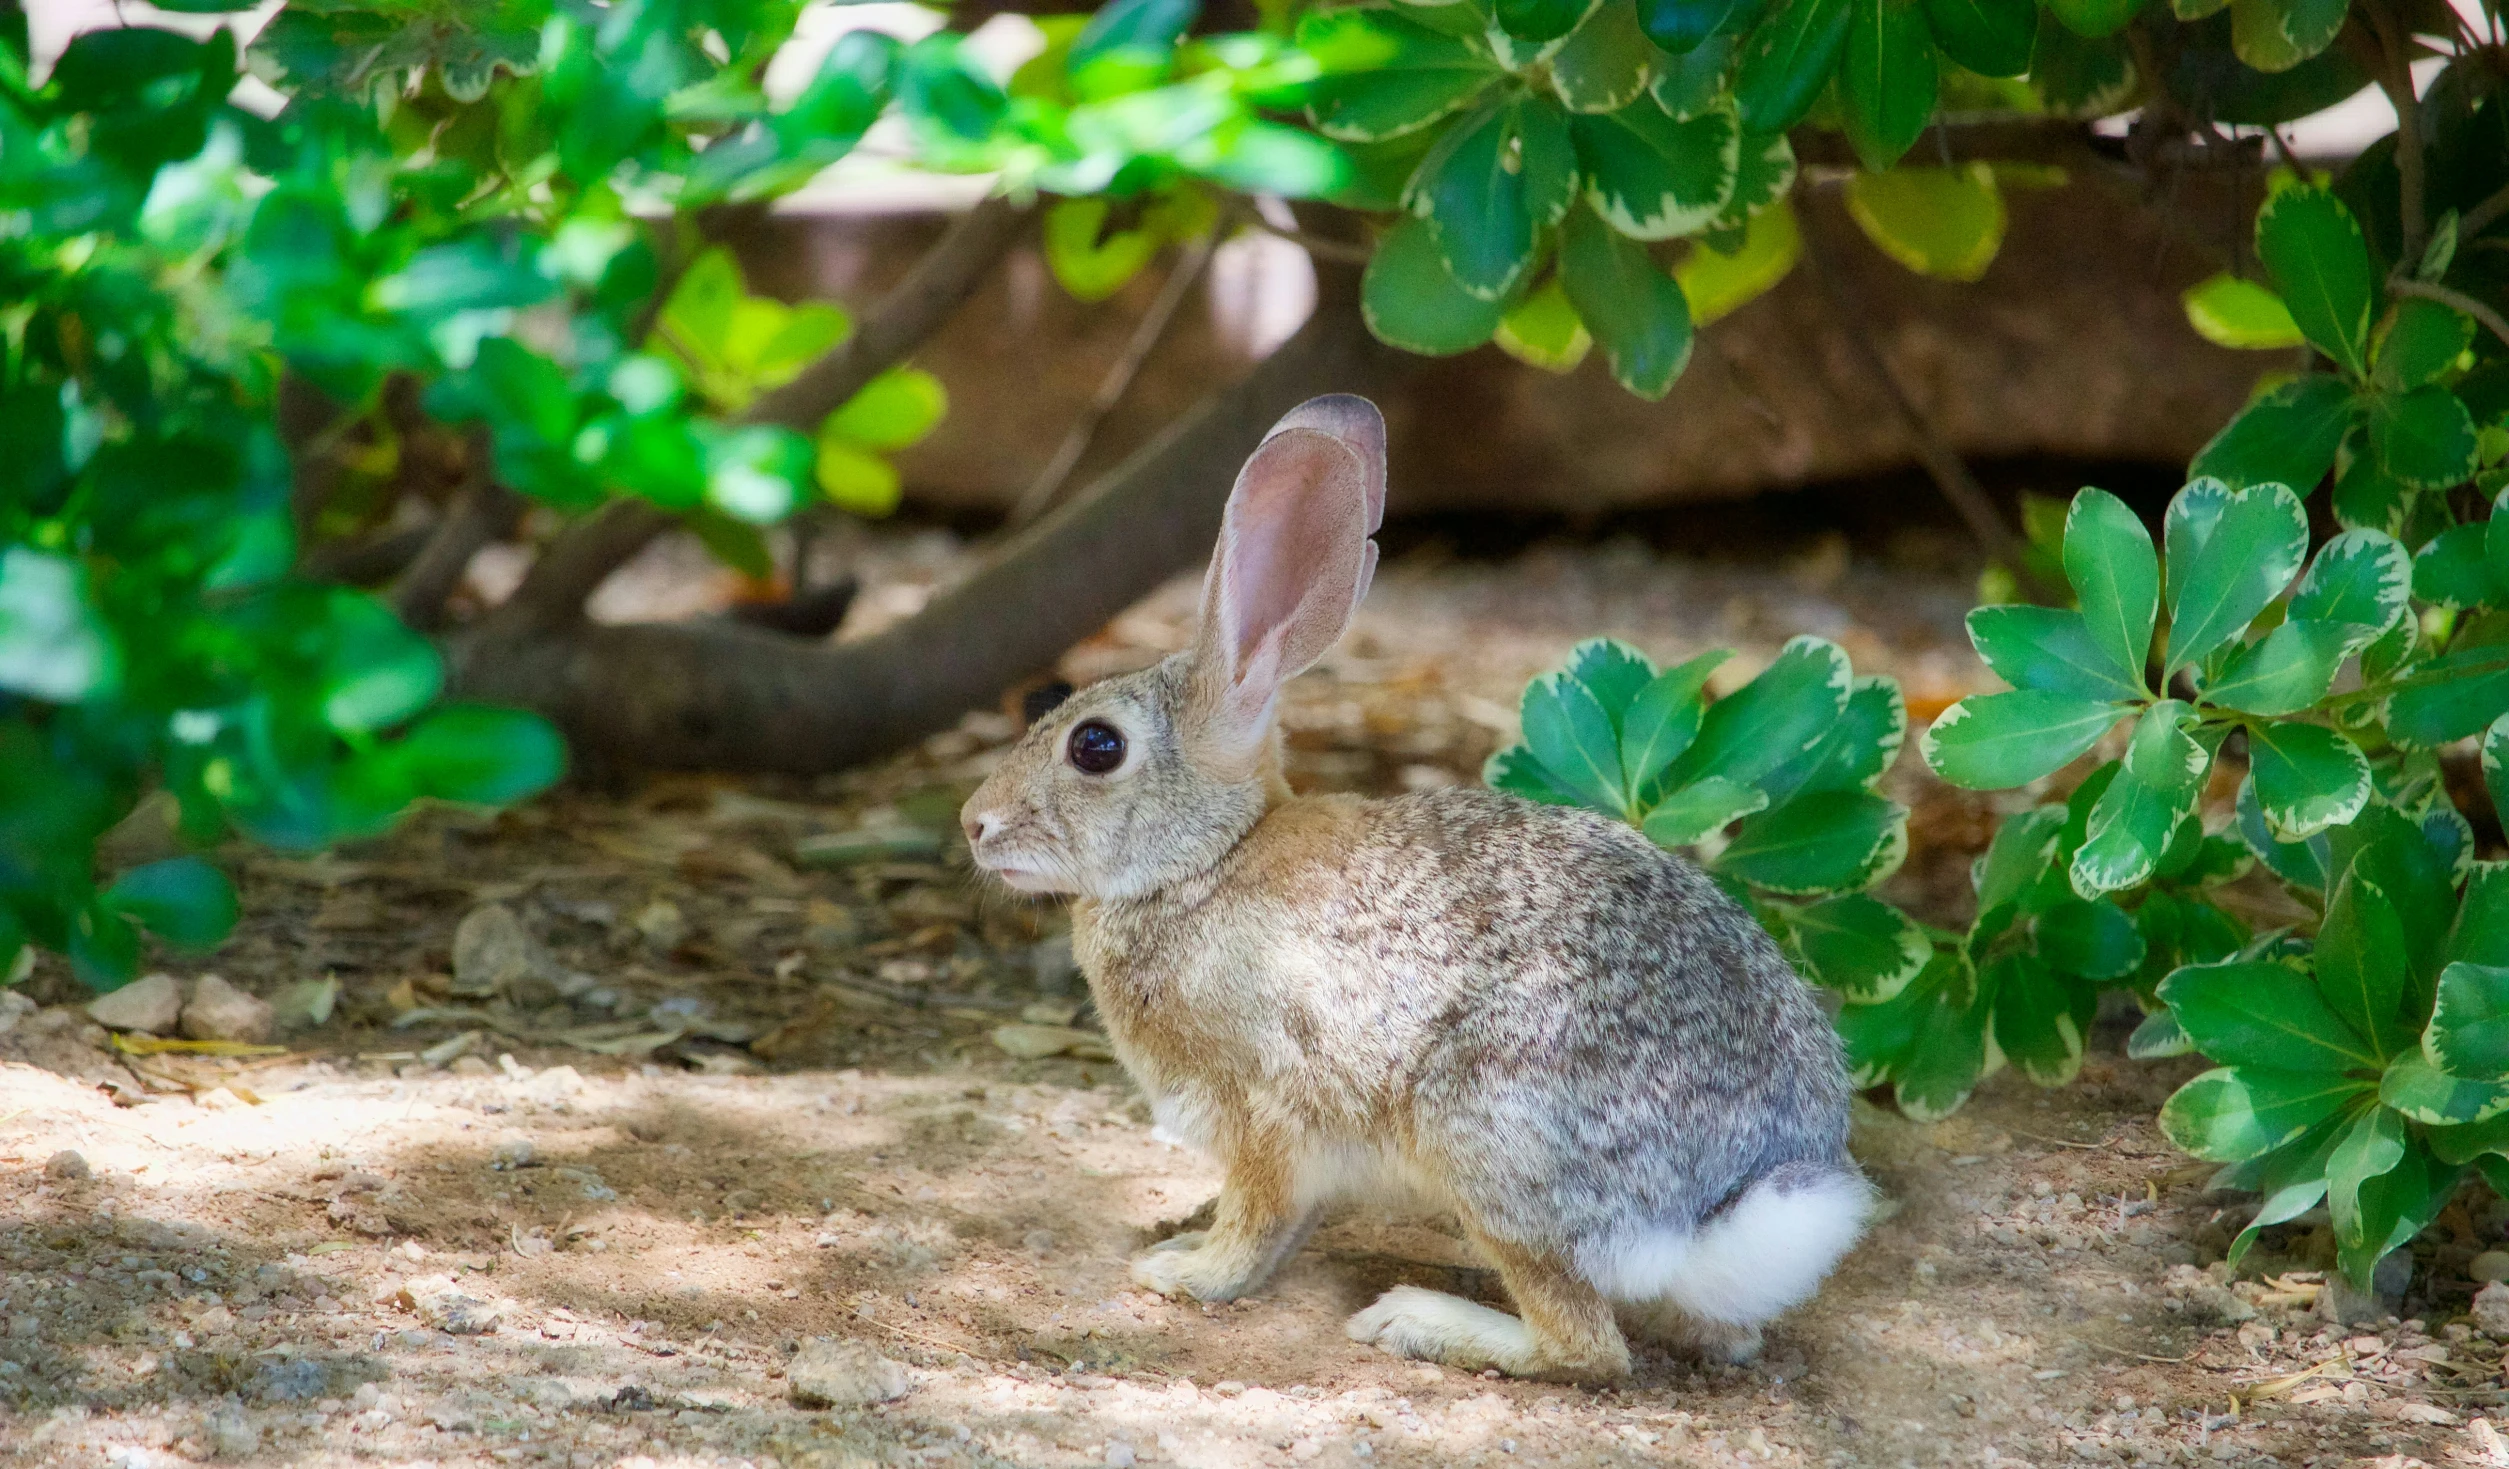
left=392, top=476, right=524, bottom=632
left=1009, top=231, right=1218, bottom=527
left=2391, top=278, right=2509, bottom=349
left=1796, top=215, right=2055, bottom=600
left=1239, top=219, right=1372, bottom=265
left=2461, top=179, right=2509, bottom=242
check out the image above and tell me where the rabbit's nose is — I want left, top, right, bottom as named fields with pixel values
left=963, top=810, right=1002, bottom=844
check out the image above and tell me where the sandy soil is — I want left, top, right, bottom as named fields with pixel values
left=3, top=530, right=2504, bottom=1469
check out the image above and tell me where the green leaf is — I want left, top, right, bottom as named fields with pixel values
left=2028, top=8, right=2133, bottom=110
left=1640, top=0, right=1760, bottom=52
left=1620, top=650, right=1728, bottom=797
left=0, top=546, right=116, bottom=703
left=1410, top=98, right=1577, bottom=299
left=2130, top=1007, right=2197, bottom=1058
left=1733, top=0, right=1854, bottom=132
left=2071, top=702, right=2206, bottom=897
left=2222, top=1115, right=2345, bottom=1270
left=2202, top=619, right=2359, bottom=716
left=2161, top=477, right=2308, bottom=673
left=1669, top=636, right=1850, bottom=789
left=2158, top=958, right=2378, bottom=1071
left=1557, top=204, right=1696, bottom=398
left=1551, top=0, right=1658, bottom=112
left=320, top=592, right=443, bottom=736
left=1486, top=743, right=1584, bottom=804
left=1362, top=216, right=1507, bottom=355
left=1713, top=128, right=1798, bottom=229
left=1719, top=789, right=1907, bottom=893
left=394, top=704, right=568, bottom=807
left=101, top=858, right=237, bottom=952
left=898, top=33, right=1008, bottom=152
left=2324, top=1103, right=2407, bottom=1255
left=2229, top=0, right=2349, bottom=73
left=2189, top=375, right=2354, bottom=493
left=2044, top=0, right=2143, bottom=37
left=1966, top=605, right=2144, bottom=701
left=1892, top=962, right=1994, bottom=1119
left=1520, top=668, right=1629, bottom=811
left=2427, top=962, right=2509, bottom=1079
left=1640, top=774, right=1770, bottom=844
left=2290, top=529, right=2410, bottom=641
left=1776, top=675, right=1907, bottom=798
left=2368, top=386, right=2478, bottom=490
left=1650, top=29, right=1739, bottom=112
left=1923, top=0, right=2035, bottom=76
left=2159, top=1064, right=2369, bottom=1162
left=1974, top=805, right=2064, bottom=913
left=824, top=368, right=947, bottom=454
left=1992, top=952, right=2092, bottom=1085
left=2034, top=897, right=2146, bottom=980
left=1300, top=9, right=1503, bottom=143
left=1044, top=197, right=1159, bottom=301
left=1570, top=95, right=1740, bottom=240
left=2411, top=523, right=2491, bottom=608
left=1675, top=197, right=1801, bottom=325
left=2237, top=772, right=2333, bottom=884
left=1566, top=638, right=1658, bottom=717
left=2375, top=298, right=2476, bottom=393
left=1837, top=0, right=1939, bottom=171
left=2182, top=274, right=2305, bottom=350
left=1790, top=893, right=1930, bottom=1000
left=2488, top=717, right=2509, bottom=832
left=2063, top=487, right=2159, bottom=689
left=2319, top=870, right=2413, bottom=1059
left=816, top=438, right=902, bottom=517
left=1842, top=165, right=2004, bottom=281
left=2382, top=1050, right=2509, bottom=1124
left=1921, top=690, right=2120, bottom=789
left=1071, top=0, right=1200, bottom=66
left=2255, top=187, right=2374, bottom=376
left=2388, top=642, right=2509, bottom=747
left=1499, top=0, right=1605, bottom=45
left=1495, top=277, right=1594, bottom=371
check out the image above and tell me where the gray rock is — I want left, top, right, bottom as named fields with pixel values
left=787, top=1339, right=912, bottom=1409
left=453, top=903, right=588, bottom=1006
left=87, top=973, right=183, bottom=1034
left=44, top=1150, right=88, bottom=1182
left=182, top=974, right=274, bottom=1044
left=2472, top=1250, right=2509, bottom=1285
left=2324, top=1250, right=2411, bottom=1326
left=395, top=1275, right=504, bottom=1335
left=451, top=903, right=535, bottom=998
left=2474, top=1281, right=2509, bottom=1339
left=207, top=1407, right=259, bottom=1460
left=267, top=976, right=340, bottom=1033
left=0, top=988, right=36, bottom=1036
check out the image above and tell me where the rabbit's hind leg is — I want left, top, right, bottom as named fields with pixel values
left=1619, top=1300, right=1763, bottom=1364
left=1347, top=1234, right=1631, bottom=1384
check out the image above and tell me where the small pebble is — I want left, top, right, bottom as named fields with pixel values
left=44, top=1149, right=89, bottom=1182
left=2472, top=1250, right=2509, bottom=1285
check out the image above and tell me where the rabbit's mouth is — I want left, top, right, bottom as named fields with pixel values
left=974, top=855, right=1076, bottom=895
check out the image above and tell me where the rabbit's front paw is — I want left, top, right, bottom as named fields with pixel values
left=1129, top=1235, right=1256, bottom=1302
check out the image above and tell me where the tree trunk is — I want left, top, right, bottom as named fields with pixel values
left=445, top=297, right=1400, bottom=772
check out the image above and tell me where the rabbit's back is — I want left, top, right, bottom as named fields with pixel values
left=1086, top=785, right=1852, bottom=1252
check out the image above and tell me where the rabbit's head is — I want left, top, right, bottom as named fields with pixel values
left=961, top=395, right=1386, bottom=901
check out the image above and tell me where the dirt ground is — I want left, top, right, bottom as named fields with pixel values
left=4, top=524, right=2506, bottom=1469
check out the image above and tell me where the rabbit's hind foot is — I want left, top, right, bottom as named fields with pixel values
left=1347, top=1238, right=1631, bottom=1384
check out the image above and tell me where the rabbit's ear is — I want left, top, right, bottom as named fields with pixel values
left=1187, top=394, right=1387, bottom=767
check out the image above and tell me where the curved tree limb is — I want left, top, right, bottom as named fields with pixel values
left=447, top=297, right=1403, bottom=772
left=494, top=195, right=1034, bottom=630
left=392, top=478, right=525, bottom=632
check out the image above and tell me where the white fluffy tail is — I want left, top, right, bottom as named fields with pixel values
left=1573, top=1163, right=1874, bottom=1327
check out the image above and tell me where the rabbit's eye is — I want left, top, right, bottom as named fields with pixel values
left=1066, top=720, right=1126, bottom=775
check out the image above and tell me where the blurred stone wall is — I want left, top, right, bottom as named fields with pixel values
left=731, top=175, right=2276, bottom=517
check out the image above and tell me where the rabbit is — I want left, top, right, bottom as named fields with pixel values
left=959, top=394, right=1871, bottom=1383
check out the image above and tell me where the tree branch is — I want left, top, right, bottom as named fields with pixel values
left=392, top=478, right=525, bottom=632
left=1797, top=212, right=2055, bottom=601
left=446, top=297, right=1404, bottom=772
left=2360, top=1, right=2428, bottom=268
left=495, top=195, right=1034, bottom=629
left=1009, top=229, right=1217, bottom=527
